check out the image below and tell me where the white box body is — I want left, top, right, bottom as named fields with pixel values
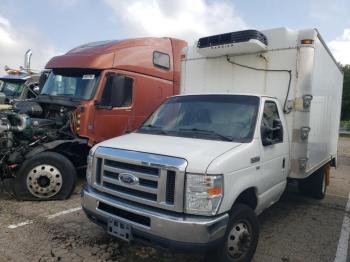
left=181, top=28, right=343, bottom=178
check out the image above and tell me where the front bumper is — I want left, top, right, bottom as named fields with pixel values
left=81, top=185, right=229, bottom=249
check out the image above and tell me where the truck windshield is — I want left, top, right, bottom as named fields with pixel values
left=41, top=69, right=100, bottom=100
left=138, top=95, right=260, bottom=142
left=0, top=80, right=25, bottom=98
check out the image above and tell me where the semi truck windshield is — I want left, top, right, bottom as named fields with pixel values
left=41, top=69, right=100, bottom=100
left=139, top=95, right=260, bottom=142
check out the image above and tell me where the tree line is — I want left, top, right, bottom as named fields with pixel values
left=341, top=65, right=350, bottom=121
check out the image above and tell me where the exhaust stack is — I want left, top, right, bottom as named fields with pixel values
left=24, top=49, right=32, bottom=70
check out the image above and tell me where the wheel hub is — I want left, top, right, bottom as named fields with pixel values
left=227, top=221, right=252, bottom=260
left=26, top=164, right=63, bottom=198
left=37, top=176, right=50, bottom=188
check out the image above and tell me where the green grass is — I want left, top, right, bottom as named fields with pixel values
left=340, top=120, right=350, bottom=130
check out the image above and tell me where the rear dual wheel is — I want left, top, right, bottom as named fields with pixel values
left=14, top=152, right=76, bottom=200
left=298, top=166, right=327, bottom=199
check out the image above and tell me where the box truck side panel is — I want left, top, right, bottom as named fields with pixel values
left=307, top=37, right=343, bottom=173
left=288, top=44, right=315, bottom=178
left=181, top=54, right=269, bottom=96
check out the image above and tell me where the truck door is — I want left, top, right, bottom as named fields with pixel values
left=258, top=99, right=288, bottom=204
left=92, top=71, right=134, bottom=143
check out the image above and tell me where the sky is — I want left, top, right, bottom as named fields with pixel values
left=0, top=0, right=349, bottom=73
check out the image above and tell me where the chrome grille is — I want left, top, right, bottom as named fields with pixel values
left=165, top=171, right=176, bottom=204
left=92, top=147, right=187, bottom=212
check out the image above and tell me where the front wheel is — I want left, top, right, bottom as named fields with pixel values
left=14, top=152, right=77, bottom=200
left=213, top=204, right=259, bottom=262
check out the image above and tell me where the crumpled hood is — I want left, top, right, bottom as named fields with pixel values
left=95, top=133, right=242, bottom=173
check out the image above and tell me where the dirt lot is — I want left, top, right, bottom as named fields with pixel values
left=0, top=137, right=349, bottom=262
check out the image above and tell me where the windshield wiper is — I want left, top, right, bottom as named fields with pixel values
left=40, top=94, right=81, bottom=102
left=139, top=124, right=168, bottom=135
left=178, top=128, right=233, bottom=141
left=62, top=95, right=81, bottom=102
left=58, top=94, right=74, bottom=97
left=39, top=93, right=53, bottom=100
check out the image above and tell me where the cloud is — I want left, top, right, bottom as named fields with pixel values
left=328, top=28, right=350, bottom=65
left=0, top=16, right=16, bottom=47
left=105, top=0, right=247, bottom=43
left=0, top=14, right=57, bottom=74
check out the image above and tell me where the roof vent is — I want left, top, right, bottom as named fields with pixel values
left=197, top=30, right=268, bottom=57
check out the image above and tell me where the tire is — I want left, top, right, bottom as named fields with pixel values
left=14, top=152, right=77, bottom=200
left=213, top=204, right=259, bottom=262
left=298, top=167, right=326, bottom=199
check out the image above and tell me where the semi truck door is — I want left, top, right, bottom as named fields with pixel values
left=92, top=72, right=134, bottom=143
left=258, top=100, right=288, bottom=204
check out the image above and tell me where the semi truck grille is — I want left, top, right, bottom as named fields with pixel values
left=93, top=147, right=187, bottom=212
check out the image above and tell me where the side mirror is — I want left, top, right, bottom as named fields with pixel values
left=38, top=72, right=48, bottom=92
left=110, top=75, right=127, bottom=107
left=96, top=74, right=128, bottom=109
left=273, top=119, right=282, bottom=128
left=261, top=119, right=283, bottom=146
left=261, top=126, right=274, bottom=146
left=272, top=119, right=283, bottom=143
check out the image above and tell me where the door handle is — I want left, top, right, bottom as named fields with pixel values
left=282, top=158, right=285, bottom=168
left=250, top=156, right=260, bottom=164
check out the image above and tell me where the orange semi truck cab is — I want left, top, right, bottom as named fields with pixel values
left=45, top=38, right=187, bottom=145
left=0, top=38, right=187, bottom=200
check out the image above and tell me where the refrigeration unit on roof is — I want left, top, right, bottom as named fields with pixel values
left=196, top=30, right=268, bottom=57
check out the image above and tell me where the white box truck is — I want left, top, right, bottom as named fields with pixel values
left=82, top=28, right=343, bottom=261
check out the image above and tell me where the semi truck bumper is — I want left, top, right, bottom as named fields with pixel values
left=81, top=184, right=229, bottom=250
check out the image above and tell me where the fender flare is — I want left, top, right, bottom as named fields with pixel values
left=25, top=138, right=88, bottom=159
left=229, top=187, right=258, bottom=210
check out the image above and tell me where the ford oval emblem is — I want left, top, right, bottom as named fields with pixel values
left=119, top=173, right=139, bottom=185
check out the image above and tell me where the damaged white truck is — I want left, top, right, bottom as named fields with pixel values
left=82, top=28, right=343, bottom=261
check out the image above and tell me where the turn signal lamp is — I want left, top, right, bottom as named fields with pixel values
left=185, top=174, right=223, bottom=215
left=301, top=39, right=314, bottom=45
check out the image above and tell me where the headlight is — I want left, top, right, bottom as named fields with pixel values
left=185, top=173, right=223, bottom=216
left=86, top=147, right=96, bottom=185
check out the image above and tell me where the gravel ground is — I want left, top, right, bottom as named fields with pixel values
left=0, top=137, right=349, bottom=262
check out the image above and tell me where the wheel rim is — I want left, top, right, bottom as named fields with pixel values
left=227, top=220, right=252, bottom=260
left=26, top=164, right=63, bottom=198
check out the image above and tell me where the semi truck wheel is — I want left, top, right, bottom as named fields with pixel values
left=298, top=167, right=326, bottom=199
left=14, top=152, right=77, bottom=200
left=214, top=204, right=259, bottom=262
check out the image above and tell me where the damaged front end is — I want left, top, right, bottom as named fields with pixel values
left=0, top=100, right=88, bottom=199
left=0, top=68, right=100, bottom=200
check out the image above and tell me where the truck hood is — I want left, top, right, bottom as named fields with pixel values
left=95, top=133, right=242, bottom=174
left=35, top=95, right=81, bottom=107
